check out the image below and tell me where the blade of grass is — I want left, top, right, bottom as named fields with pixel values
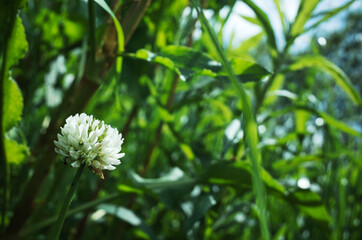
left=191, top=1, right=270, bottom=240
left=305, top=0, right=355, bottom=33
left=94, top=0, right=124, bottom=73
left=243, top=0, right=277, bottom=52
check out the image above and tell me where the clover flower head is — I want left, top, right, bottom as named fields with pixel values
left=54, top=113, right=125, bottom=179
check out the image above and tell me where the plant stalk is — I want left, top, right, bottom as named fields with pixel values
left=0, top=2, right=17, bottom=232
left=47, top=164, right=85, bottom=240
left=191, top=1, right=270, bottom=239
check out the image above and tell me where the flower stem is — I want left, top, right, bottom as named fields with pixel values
left=48, top=164, right=85, bottom=240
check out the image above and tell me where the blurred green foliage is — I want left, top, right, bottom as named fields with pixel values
left=0, top=0, right=361, bottom=239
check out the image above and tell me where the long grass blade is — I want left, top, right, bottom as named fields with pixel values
left=191, top=1, right=270, bottom=239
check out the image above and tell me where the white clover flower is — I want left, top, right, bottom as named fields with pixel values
left=54, top=113, right=125, bottom=179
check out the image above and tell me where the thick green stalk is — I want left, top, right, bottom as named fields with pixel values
left=0, top=27, right=9, bottom=235
left=0, top=3, right=17, bottom=232
left=47, top=164, right=85, bottom=240
left=191, top=1, right=270, bottom=240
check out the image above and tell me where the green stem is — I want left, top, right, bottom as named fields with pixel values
left=48, top=164, right=85, bottom=240
left=0, top=3, right=16, bottom=232
left=191, top=1, right=270, bottom=240
left=0, top=34, right=8, bottom=235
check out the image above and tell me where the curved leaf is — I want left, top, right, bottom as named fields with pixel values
left=6, top=16, right=28, bottom=70
left=200, top=161, right=330, bottom=222
left=288, top=55, right=362, bottom=105
left=5, top=139, right=29, bottom=165
left=124, top=46, right=270, bottom=82
left=242, top=0, right=277, bottom=51
left=94, top=0, right=124, bottom=72
left=291, top=0, right=320, bottom=37
left=3, top=78, right=23, bottom=131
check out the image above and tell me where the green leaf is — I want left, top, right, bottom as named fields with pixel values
left=305, top=1, right=354, bottom=32
left=273, top=155, right=323, bottom=171
left=288, top=55, right=362, bottom=105
left=130, top=168, right=196, bottom=209
left=125, top=46, right=270, bottom=82
left=291, top=0, right=320, bottom=37
left=200, top=162, right=286, bottom=195
left=287, top=189, right=330, bottom=223
left=242, top=0, right=277, bottom=51
left=184, top=194, right=216, bottom=230
left=6, top=16, right=28, bottom=70
left=241, top=16, right=261, bottom=26
left=125, top=47, right=220, bottom=81
left=98, top=203, right=157, bottom=240
left=94, top=0, right=124, bottom=72
left=201, top=162, right=330, bottom=223
left=5, top=139, right=29, bottom=165
left=296, top=106, right=362, bottom=137
left=295, top=109, right=311, bottom=134
left=117, top=184, right=144, bottom=195
left=2, top=16, right=27, bottom=131
left=191, top=1, right=271, bottom=239
left=98, top=203, right=142, bottom=226
left=228, top=58, right=270, bottom=82
left=3, top=78, right=23, bottom=131
left=272, top=0, right=286, bottom=31
left=263, top=74, right=285, bottom=106
left=229, top=32, right=264, bottom=59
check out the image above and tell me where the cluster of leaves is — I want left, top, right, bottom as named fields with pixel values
left=0, top=0, right=361, bottom=239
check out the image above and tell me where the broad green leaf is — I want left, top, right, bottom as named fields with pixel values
left=130, top=168, right=196, bottom=209
left=94, top=0, right=124, bottom=72
left=2, top=16, right=27, bottom=131
left=298, top=205, right=330, bottom=222
left=98, top=203, right=142, bottom=226
left=229, top=58, right=270, bottom=82
left=124, top=48, right=216, bottom=81
left=3, top=78, right=23, bottom=131
left=98, top=203, right=157, bottom=240
left=125, top=46, right=270, bottom=82
left=288, top=55, right=362, bottom=105
left=5, top=139, right=29, bottom=165
left=242, top=0, right=277, bottom=51
left=6, top=16, right=28, bottom=69
left=161, top=45, right=222, bottom=73
left=291, top=0, right=320, bottom=37
left=287, top=189, right=330, bottom=222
